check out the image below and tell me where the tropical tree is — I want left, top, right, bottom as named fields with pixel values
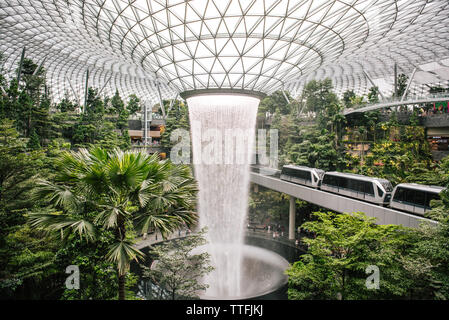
left=287, top=211, right=416, bottom=300
left=160, top=99, right=190, bottom=152
left=302, top=78, right=339, bottom=113
left=28, top=148, right=198, bottom=300
left=258, top=90, right=292, bottom=115
left=127, top=94, right=141, bottom=115
left=367, top=86, right=380, bottom=104
left=141, top=228, right=213, bottom=300
left=343, top=90, right=356, bottom=108
left=396, top=73, right=409, bottom=99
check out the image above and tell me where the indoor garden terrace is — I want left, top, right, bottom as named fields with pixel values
left=0, top=0, right=449, bottom=309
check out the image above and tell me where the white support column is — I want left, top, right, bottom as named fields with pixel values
left=16, top=47, right=26, bottom=84
left=96, top=74, right=113, bottom=97
left=167, top=93, right=179, bottom=117
left=401, top=67, right=417, bottom=101
left=156, top=80, right=166, bottom=119
left=143, top=100, right=148, bottom=147
left=282, top=90, right=290, bottom=104
left=83, top=68, right=89, bottom=113
left=32, top=55, right=47, bottom=76
left=65, top=76, right=80, bottom=106
left=289, top=196, right=296, bottom=240
left=0, top=85, right=7, bottom=97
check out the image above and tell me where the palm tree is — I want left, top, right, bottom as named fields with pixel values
left=28, top=148, right=198, bottom=300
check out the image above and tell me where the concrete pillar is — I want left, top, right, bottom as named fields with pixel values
left=289, top=196, right=296, bottom=240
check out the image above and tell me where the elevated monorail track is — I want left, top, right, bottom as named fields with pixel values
left=250, top=171, right=436, bottom=229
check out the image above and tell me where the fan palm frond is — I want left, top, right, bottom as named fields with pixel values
left=28, top=212, right=96, bottom=242
left=33, top=179, right=81, bottom=211
left=106, top=240, right=145, bottom=276
left=135, top=212, right=181, bottom=238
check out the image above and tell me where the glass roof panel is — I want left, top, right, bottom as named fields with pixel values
left=0, top=0, right=447, bottom=103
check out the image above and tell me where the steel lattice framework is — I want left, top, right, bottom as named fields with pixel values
left=1, top=0, right=448, bottom=104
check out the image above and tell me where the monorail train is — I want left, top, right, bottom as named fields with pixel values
left=320, top=171, right=393, bottom=206
left=270, top=165, right=444, bottom=216
left=280, top=165, right=324, bottom=188
left=390, top=183, right=444, bottom=215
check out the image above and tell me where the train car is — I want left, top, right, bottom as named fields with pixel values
left=280, top=165, right=325, bottom=188
left=390, top=183, right=444, bottom=216
left=320, top=172, right=393, bottom=205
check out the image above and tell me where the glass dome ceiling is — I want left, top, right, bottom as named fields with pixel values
left=1, top=0, right=448, bottom=103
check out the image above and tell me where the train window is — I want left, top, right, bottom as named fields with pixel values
left=301, top=170, right=311, bottom=181
left=377, top=186, right=384, bottom=197
left=327, top=176, right=336, bottom=186
left=294, top=169, right=306, bottom=180
left=347, top=178, right=356, bottom=191
left=403, top=188, right=415, bottom=204
left=394, top=187, right=405, bottom=202
left=306, top=172, right=312, bottom=182
left=365, top=182, right=374, bottom=195
left=338, top=177, right=348, bottom=189
left=354, top=180, right=365, bottom=193
left=349, top=179, right=365, bottom=193
left=291, top=169, right=299, bottom=178
left=357, top=180, right=365, bottom=193
left=323, top=174, right=336, bottom=186
left=413, top=190, right=426, bottom=207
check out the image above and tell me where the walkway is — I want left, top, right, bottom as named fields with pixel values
left=343, top=94, right=449, bottom=116
left=134, top=228, right=306, bottom=251
left=134, top=229, right=192, bottom=250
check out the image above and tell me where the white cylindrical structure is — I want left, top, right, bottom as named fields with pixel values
left=289, top=196, right=296, bottom=240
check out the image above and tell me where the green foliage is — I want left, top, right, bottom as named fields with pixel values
left=127, top=94, right=141, bottom=115
left=358, top=126, right=434, bottom=184
left=0, top=119, right=45, bottom=212
left=28, top=148, right=198, bottom=299
left=57, top=230, right=119, bottom=300
left=72, top=89, right=131, bottom=149
left=141, top=228, right=213, bottom=300
left=396, top=73, right=409, bottom=98
left=343, top=90, right=356, bottom=108
left=56, top=95, right=77, bottom=113
left=287, top=211, right=417, bottom=300
left=273, top=79, right=346, bottom=170
left=160, top=99, right=190, bottom=151
left=0, top=54, right=195, bottom=300
left=249, top=186, right=290, bottom=226
left=258, top=90, right=292, bottom=115
left=0, top=119, right=59, bottom=299
left=0, top=224, right=62, bottom=299
left=302, top=79, right=339, bottom=113
left=367, top=86, right=380, bottom=103
left=110, top=90, right=125, bottom=113
left=285, top=127, right=341, bottom=170
left=27, top=128, right=41, bottom=150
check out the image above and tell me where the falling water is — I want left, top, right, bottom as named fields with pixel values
left=187, top=94, right=259, bottom=298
